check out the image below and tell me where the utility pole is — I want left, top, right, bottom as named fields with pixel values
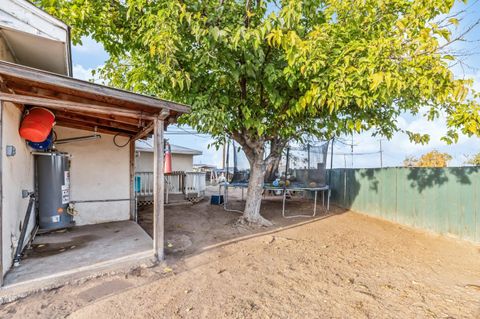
left=222, top=137, right=226, bottom=170
left=351, top=135, right=354, bottom=168
left=379, top=139, right=383, bottom=168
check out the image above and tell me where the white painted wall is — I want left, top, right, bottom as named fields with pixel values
left=0, top=0, right=69, bottom=42
left=135, top=151, right=194, bottom=172
left=54, top=127, right=131, bottom=226
left=2, top=101, right=35, bottom=275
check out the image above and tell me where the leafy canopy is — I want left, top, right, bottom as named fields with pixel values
left=466, top=152, right=480, bottom=166
left=404, top=150, right=453, bottom=167
left=36, top=0, right=480, bottom=154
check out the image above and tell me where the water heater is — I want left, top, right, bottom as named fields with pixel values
left=35, top=152, right=74, bottom=230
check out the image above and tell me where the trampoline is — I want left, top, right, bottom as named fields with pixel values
left=219, top=140, right=249, bottom=213
left=220, top=139, right=332, bottom=218
left=264, top=141, right=331, bottom=218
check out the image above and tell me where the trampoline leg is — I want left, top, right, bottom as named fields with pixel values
left=322, top=190, right=325, bottom=208
left=223, top=184, right=228, bottom=209
left=313, top=190, right=317, bottom=217
left=327, top=189, right=330, bottom=211
left=282, top=189, right=287, bottom=218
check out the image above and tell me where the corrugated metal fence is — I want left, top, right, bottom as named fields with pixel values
left=329, top=167, right=479, bottom=243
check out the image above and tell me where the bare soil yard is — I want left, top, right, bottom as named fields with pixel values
left=1, top=189, right=479, bottom=318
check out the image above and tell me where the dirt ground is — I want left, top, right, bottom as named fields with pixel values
left=1, top=187, right=479, bottom=318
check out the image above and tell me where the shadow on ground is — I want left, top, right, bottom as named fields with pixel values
left=138, top=186, right=346, bottom=261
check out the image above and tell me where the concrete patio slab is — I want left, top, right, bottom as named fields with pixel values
left=0, top=220, right=154, bottom=303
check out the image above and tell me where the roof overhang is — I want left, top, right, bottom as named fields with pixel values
left=0, top=61, right=190, bottom=138
left=137, top=148, right=202, bottom=156
left=0, top=0, right=71, bottom=75
left=136, top=140, right=202, bottom=155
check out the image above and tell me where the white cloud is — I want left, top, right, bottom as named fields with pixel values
left=72, top=36, right=106, bottom=54
left=72, top=64, right=103, bottom=83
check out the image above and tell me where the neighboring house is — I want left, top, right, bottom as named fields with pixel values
left=136, top=139, right=202, bottom=172
left=193, top=164, right=219, bottom=184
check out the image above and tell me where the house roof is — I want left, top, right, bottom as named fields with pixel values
left=0, top=61, right=190, bottom=137
left=0, top=0, right=71, bottom=75
left=193, top=164, right=217, bottom=169
left=136, top=139, right=202, bottom=156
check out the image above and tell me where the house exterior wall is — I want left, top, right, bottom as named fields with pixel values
left=135, top=152, right=194, bottom=172
left=2, top=101, right=35, bottom=275
left=0, top=33, right=15, bottom=62
left=54, top=127, right=130, bottom=226
left=1, top=119, right=132, bottom=275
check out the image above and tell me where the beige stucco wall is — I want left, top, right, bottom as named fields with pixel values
left=0, top=33, right=15, bottom=63
left=54, top=127, right=131, bottom=226
left=1, top=118, right=132, bottom=275
left=135, top=151, right=194, bottom=172
left=2, top=102, right=34, bottom=275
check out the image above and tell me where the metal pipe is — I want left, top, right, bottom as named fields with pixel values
left=31, top=151, right=70, bottom=156
left=55, top=134, right=101, bottom=145
left=70, top=198, right=131, bottom=203
left=329, top=138, right=334, bottom=187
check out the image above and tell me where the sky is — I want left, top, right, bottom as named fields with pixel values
left=70, top=1, right=480, bottom=169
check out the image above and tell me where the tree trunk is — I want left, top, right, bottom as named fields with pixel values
left=243, top=156, right=272, bottom=226
left=265, top=154, right=281, bottom=182
left=232, top=134, right=285, bottom=226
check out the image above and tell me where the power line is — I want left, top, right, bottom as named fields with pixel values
left=165, top=126, right=211, bottom=139
left=332, top=151, right=382, bottom=156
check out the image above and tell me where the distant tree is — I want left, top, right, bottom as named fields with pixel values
left=403, top=156, right=418, bottom=167
left=37, top=0, right=480, bottom=225
left=466, top=152, right=480, bottom=166
left=404, top=150, right=453, bottom=168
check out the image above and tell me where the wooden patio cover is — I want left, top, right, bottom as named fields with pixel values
left=0, top=60, right=190, bottom=137
left=0, top=60, right=189, bottom=267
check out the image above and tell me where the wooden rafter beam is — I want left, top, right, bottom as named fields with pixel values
left=55, top=120, right=133, bottom=136
left=132, top=121, right=154, bottom=141
left=53, top=112, right=141, bottom=133
left=0, top=93, right=154, bottom=120
left=53, top=109, right=145, bottom=127
left=5, top=82, right=156, bottom=119
left=0, top=61, right=190, bottom=114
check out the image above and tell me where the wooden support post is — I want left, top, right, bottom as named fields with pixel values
left=153, top=117, right=164, bottom=261
left=0, top=101, right=4, bottom=286
left=129, top=140, right=136, bottom=221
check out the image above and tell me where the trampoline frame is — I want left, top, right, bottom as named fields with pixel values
left=219, top=138, right=333, bottom=218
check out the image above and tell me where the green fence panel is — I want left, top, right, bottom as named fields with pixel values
left=329, top=167, right=480, bottom=243
left=379, top=168, right=397, bottom=221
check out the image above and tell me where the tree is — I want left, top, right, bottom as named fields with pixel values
left=404, top=150, right=453, bottom=167
left=36, top=0, right=480, bottom=225
left=403, top=156, right=418, bottom=168
left=466, top=153, right=480, bottom=166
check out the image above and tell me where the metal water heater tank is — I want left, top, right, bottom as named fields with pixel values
left=35, top=152, right=74, bottom=230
